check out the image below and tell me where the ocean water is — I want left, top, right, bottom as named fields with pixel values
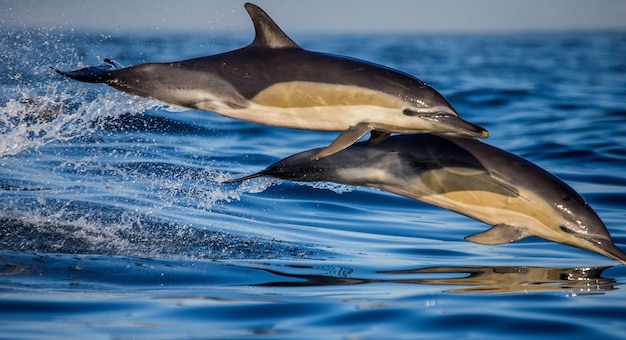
left=1, top=28, right=626, bottom=339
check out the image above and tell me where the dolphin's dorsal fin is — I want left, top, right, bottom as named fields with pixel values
left=245, top=3, right=301, bottom=49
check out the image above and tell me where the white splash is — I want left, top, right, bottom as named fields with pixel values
left=0, top=86, right=158, bottom=156
left=297, top=181, right=355, bottom=194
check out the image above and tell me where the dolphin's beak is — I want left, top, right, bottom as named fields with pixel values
left=591, top=239, right=626, bottom=264
left=420, top=114, right=489, bottom=139
left=558, top=225, right=626, bottom=264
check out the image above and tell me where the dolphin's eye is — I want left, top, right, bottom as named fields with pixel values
left=403, top=108, right=418, bottom=116
left=560, top=225, right=576, bottom=234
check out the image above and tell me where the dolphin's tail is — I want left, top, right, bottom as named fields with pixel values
left=222, top=172, right=267, bottom=184
left=51, top=59, right=119, bottom=83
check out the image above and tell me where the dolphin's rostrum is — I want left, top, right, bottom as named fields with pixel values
left=53, top=3, right=487, bottom=159
left=226, top=134, right=626, bottom=264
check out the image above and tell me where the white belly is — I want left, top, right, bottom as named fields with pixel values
left=216, top=104, right=402, bottom=131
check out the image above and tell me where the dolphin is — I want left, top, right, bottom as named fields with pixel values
left=52, top=3, right=487, bottom=160
left=225, top=134, right=626, bottom=264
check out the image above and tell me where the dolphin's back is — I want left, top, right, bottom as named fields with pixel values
left=252, top=134, right=585, bottom=202
left=255, top=135, right=495, bottom=188
left=165, top=47, right=431, bottom=106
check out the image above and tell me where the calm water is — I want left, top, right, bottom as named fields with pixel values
left=1, top=29, right=626, bottom=338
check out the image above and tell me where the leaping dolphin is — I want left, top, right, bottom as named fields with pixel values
left=225, top=134, right=626, bottom=264
left=52, top=3, right=487, bottom=159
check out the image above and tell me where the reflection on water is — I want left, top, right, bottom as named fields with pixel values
left=0, top=251, right=616, bottom=295
left=381, top=266, right=616, bottom=293
left=260, top=265, right=616, bottom=294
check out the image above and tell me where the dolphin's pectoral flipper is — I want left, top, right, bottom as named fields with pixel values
left=464, top=224, right=530, bottom=245
left=51, top=59, right=118, bottom=83
left=311, top=122, right=374, bottom=160
left=367, top=131, right=391, bottom=145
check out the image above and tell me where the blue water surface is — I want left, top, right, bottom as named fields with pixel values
left=1, top=28, right=626, bottom=339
